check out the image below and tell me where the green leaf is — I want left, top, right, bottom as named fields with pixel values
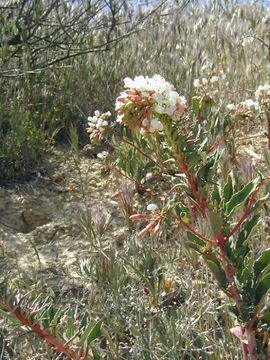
left=64, top=311, right=74, bottom=340
left=79, top=319, right=103, bottom=346
left=255, top=273, right=270, bottom=305
left=204, top=257, right=228, bottom=290
left=260, top=308, right=270, bottom=327
left=192, top=97, right=200, bottom=117
left=186, top=232, right=205, bottom=248
left=237, top=215, right=260, bottom=250
left=254, top=248, right=270, bottom=279
left=185, top=241, right=204, bottom=254
left=223, top=172, right=234, bottom=203
left=197, top=151, right=220, bottom=182
left=225, top=181, right=256, bottom=216
left=212, top=184, right=221, bottom=207
left=87, top=320, right=103, bottom=344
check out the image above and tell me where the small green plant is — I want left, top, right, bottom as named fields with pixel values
left=113, top=74, right=270, bottom=359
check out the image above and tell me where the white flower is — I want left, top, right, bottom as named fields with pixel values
left=149, top=118, right=163, bottom=133
left=193, top=79, right=200, bottom=88
left=97, top=151, right=109, bottom=160
left=242, top=99, right=259, bottom=110
left=88, top=116, right=98, bottom=124
left=142, top=118, right=149, bottom=127
left=88, top=110, right=110, bottom=129
left=227, top=104, right=236, bottom=111
left=210, top=76, right=218, bottom=83
left=255, top=84, right=270, bottom=107
left=147, top=203, right=158, bottom=211
left=202, top=78, right=208, bottom=85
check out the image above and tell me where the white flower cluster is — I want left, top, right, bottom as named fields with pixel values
left=97, top=151, right=109, bottom=160
left=115, top=75, right=187, bottom=136
left=124, top=75, right=186, bottom=119
left=86, top=110, right=111, bottom=143
left=226, top=99, right=259, bottom=120
left=241, top=99, right=259, bottom=110
left=193, top=76, right=219, bottom=88
left=87, top=110, right=111, bottom=130
left=255, top=84, right=270, bottom=108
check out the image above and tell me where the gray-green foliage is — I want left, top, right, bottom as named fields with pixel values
left=0, top=0, right=163, bottom=181
left=1, top=1, right=269, bottom=182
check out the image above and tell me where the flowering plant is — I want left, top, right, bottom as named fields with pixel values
left=86, top=110, right=111, bottom=144
left=116, top=75, right=186, bottom=137
left=114, top=75, right=270, bottom=359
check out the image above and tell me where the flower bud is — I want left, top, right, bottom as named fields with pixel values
left=129, top=213, right=147, bottom=221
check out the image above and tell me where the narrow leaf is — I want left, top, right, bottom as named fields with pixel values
left=237, top=215, right=260, bottom=250
left=225, top=181, right=256, bottom=216
left=223, top=172, right=234, bottom=203
left=204, top=257, right=228, bottom=289
left=255, top=273, right=270, bottom=305
left=254, top=247, right=270, bottom=279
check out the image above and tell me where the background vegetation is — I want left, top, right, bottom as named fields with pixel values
left=0, top=0, right=269, bottom=182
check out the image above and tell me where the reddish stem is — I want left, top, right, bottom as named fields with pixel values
left=245, top=324, right=257, bottom=360
left=173, top=213, right=215, bottom=245
left=1, top=302, right=85, bottom=360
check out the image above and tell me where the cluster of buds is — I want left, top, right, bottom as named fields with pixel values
left=86, top=110, right=111, bottom=143
left=129, top=203, right=161, bottom=237
left=193, top=75, right=219, bottom=105
left=255, top=84, right=270, bottom=109
left=193, top=75, right=219, bottom=89
left=226, top=99, right=259, bottom=121
left=115, top=75, right=187, bottom=137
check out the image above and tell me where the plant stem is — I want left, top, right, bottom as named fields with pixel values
left=1, top=302, right=84, bottom=360
left=173, top=213, right=215, bottom=245
left=246, top=324, right=257, bottom=360
left=162, top=120, right=206, bottom=217
left=267, top=111, right=270, bottom=151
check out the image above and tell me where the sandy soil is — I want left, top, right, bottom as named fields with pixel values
left=0, top=147, right=127, bottom=293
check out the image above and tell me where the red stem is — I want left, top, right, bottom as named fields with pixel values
left=173, top=213, right=215, bottom=245
left=1, top=303, right=85, bottom=360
